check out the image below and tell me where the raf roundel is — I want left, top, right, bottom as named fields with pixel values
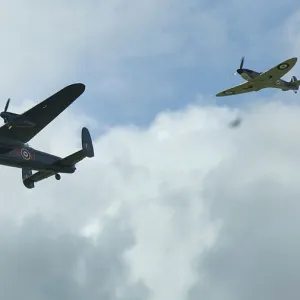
left=224, top=91, right=234, bottom=95
left=21, top=148, right=31, bottom=160
left=277, top=63, right=289, bottom=70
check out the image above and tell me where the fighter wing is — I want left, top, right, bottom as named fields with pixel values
left=216, top=81, right=258, bottom=97
left=0, top=83, right=85, bottom=143
left=255, top=57, right=297, bottom=82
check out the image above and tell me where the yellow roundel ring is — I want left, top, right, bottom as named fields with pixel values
left=21, top=148, right=31, bottom=160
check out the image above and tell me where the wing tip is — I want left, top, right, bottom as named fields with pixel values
left=69, top=83, right=85, bottom=92
left=216, top=91, right=233, bottom=97
left=62, top=83, right=86, bottom=97
left=285, top=57, right=298, bottom=65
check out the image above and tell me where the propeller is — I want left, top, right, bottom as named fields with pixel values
left=0, top=98, right=35, bottom=128
left=234, top=56, right=245, bottom=75
left=239, top=56, right=245, bottom=69
left=0, top=98, right=11, bottom=123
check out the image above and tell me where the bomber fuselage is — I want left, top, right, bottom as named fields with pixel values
left=0, top=139, right=75, bottom=174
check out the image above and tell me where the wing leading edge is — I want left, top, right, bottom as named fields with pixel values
left=0, top=83, right=85, bottom=143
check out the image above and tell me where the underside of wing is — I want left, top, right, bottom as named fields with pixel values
left=216, top=81, right=258, bottom=97
left=255, top=57, right=297, bottom=82
left=0, top=83, right=85, bottom=143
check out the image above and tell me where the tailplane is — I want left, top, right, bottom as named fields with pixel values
left=22, top=127, right=94, bottom=189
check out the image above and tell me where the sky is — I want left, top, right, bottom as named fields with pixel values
left=2, top=0, right=300, bottom=299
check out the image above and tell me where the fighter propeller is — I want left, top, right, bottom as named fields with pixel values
left=234, top=56, right=245, bottom=75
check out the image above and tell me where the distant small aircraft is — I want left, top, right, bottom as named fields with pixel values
left=0, top=83, right=94, bottom=189
left=229, top=117, right=242, bottom=128
left=216, top=57, right=300, bottom=97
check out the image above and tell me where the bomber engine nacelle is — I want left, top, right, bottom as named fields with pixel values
left=0, top=99, right=35, bottom=128
left=0, top=112, right=36, bottom=128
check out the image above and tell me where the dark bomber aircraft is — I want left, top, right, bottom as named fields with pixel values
left=0, top=83, right=94, bottom=189
left=216, top=57, right=300, bottom=96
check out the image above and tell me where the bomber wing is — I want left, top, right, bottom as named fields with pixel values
left=0, top=83, right=85, bottom=143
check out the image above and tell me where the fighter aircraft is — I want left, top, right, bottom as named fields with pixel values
left=216, top=57, right=300, bottom=97
left=0, top=83, right=94, bottom=189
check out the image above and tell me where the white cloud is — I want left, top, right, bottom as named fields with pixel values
left=0, top=101, right=229, bottom=299
left=2, top=1, right=300, bottom=299
left=3, top=95, right=300, bottom=299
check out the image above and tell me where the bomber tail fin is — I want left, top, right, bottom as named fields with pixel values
left=81, top=127, right=94, bottom=158
left=22, top=168, right=34, bottom=189
left=57, top=127, right=94, bottom=167
left=22, top=169, right=56, bottom=189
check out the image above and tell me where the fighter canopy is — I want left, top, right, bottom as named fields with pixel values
left=0, top=98, right=35, bottom=128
